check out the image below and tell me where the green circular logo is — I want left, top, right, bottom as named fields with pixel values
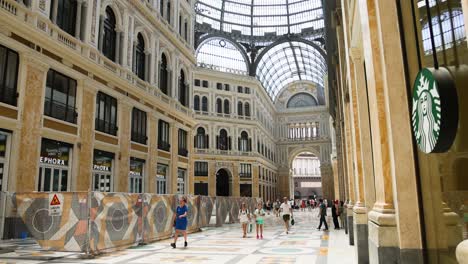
left=412, top=68, right=442, bottom=154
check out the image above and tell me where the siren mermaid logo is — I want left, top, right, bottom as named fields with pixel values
left=411, top=69, right=442, bottom=154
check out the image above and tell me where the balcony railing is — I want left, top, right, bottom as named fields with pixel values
left=158, top=141, right=171, bottom=152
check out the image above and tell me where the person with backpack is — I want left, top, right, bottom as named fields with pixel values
left=238, top=202, right=251, bottom=238
left=274, top=199, right=281, bottom=217
left=317, top=198, right=329, bottom=231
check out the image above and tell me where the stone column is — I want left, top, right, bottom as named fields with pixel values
left=187, top=128, right=194, bottom=195
left=147, top=115, right=159, bottom=194
left=115, top=30, right=122, bottom=64
left=75, top=0, right=83, bottom=39
left=208, top=161, right=216, bottom=196
left=170, top=124, right=179, bottom=194
left=350, top=48, right=371, bottom=264
left=232, top=164, right=240, bottom=197
left=15, top=56, right=49, bottom=192
left=76, top=84, right=96, bottom=191
left=252, top=164, right=259, bottom=197
left=51, top=0, right=59, bottom=24
left=117, top=102, right=132, bottom=192
left=144, top=51, right=150, bottom=82
left=98, top=14, right=105, bottom=52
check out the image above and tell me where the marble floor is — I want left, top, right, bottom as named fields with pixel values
left=0, top=210, right=356, bottom=264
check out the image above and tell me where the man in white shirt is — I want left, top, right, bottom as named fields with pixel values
left=280, top=197, right=293, bottom=234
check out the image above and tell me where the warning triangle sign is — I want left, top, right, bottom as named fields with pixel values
left=50, top=194, right=61, bottom=206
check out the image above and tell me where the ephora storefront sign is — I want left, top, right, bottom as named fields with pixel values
left=38, top=139, right=72, bottom=192
left=93, top=150, right=114, bottom=192
left=411, top=68, right=458, bottom=153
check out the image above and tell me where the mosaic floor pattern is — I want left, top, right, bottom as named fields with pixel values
left=0, top=210, right=355, bottom=264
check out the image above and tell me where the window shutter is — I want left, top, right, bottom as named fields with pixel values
left=248, top=138, right=252, bottom=152
left=194, top=135, right=198, bottom=148
left=216, top=135, right=219, bottom=149
left=238, top=137, right=241, bottom=151
left=228, top=137, right=232, bottom=150
left=206, top=135, right=209, bottom=149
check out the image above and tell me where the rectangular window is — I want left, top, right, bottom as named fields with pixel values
left=194, top=79, right=201, bottom=86
left=195, top=161, right=208, bottom=176
left=38, top=138, right=72, bottom=192
left=244, top=87, right=251, bottom=94
left=178, top=129, right=188, bottom=156
left=224, top=84, right=230, bottom=91
left=44, top=69, right=77, bottom=123
left=237, top=86, right=243, bottom=93
left=93, top=150, right=114, bottom=192
left=158, top=120, right=170, bottom=151
left=202, top=80, right=209, bottom=88
left=216, top=82, right=222, bottom=90
left=131, top=108, right=147, bottom=144
left=156, top=163, right=168, bottom=194
left=240, top=184, right=252, bottom=197
left=129, top=158, right=144, bottom=193
left=240, top=163, right=252, bottom=178
left=0, top=45, right=19, bottom=106
left=177, top=168, right=186, bottom=194
left=95, top=92, right=118, bottom=136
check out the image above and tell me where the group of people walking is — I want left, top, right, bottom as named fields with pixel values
left=239, top=197, right=294, bottom=238
left=169, top=196, right=346, bottom=248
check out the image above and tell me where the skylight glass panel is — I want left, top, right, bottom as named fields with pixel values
left=197, top=38, right=248, bottom=74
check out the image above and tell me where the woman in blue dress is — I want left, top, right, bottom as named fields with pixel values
left=171, top=197, right=188, bottom=248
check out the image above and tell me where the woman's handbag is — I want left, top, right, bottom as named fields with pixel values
left=248, top=222, right=253, bottom=233
left=291, top=217, right=295, bottom=226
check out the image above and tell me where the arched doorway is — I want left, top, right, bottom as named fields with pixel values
left=290, top=151, right=322, bottom=199
left=216, top=169, right=231, bottom=196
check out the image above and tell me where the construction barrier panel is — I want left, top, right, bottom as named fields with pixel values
left=9, top=192, right=261, bottom=255
left=13, top=192, right=89, bottom=252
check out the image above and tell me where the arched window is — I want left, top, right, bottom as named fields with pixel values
left=179, top=70, right=188, bottom=106
left=244, top=102, right=250, bottom=117
left=239, top=131, right=251, bottom=152
left=202, top=96, right=208, bottom=112
left=159, top=53, right=169, bottom=95
left=194, top=95, right=200, bottom=111
left=195, top=127, right=208, bottom=149
left=134, top=34, right=145, bottom=80
left=237, top=102, right=243, bottom=116
left=224, top=99, right=230, bottom=114
left=216, top=98, right=222, bottom=113
left=102, top=7, right=117, bottom=62
left=217, top=129, right=230, bottom=150
left=287, top=93, right=318, bottom=108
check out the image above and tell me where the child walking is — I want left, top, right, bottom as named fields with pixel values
left=254, top=202, right=266, bottom=239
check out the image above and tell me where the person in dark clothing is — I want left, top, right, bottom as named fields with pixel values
left=317, top=198, right=329, bottom=231
left=332, top=200, right=340, bottom=230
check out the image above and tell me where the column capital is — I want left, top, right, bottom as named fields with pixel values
left=349, top=47, right=362, bottom=63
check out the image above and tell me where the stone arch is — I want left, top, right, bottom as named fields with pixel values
left=216, top=168, right=233, bottom=196
left=101, top=0, right=123, bottom=31
left=133, top=27, right=151, bottom=52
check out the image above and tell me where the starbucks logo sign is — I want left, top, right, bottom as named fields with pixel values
left=411, top=68, right=458, bottom=154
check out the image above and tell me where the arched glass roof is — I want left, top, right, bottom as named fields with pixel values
left=195, top=0, right=324, bottom=39
left=196, top=37, right=248, bottom=74
left=256, top=41, right=326, bottom=100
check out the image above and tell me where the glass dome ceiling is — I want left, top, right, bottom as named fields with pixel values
left=195, top=0, right=327, bottom=101
left=195, top=0, right=324, bottom=39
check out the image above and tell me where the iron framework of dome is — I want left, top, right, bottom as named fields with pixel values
left=195, top=0, right=327, bottom=101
